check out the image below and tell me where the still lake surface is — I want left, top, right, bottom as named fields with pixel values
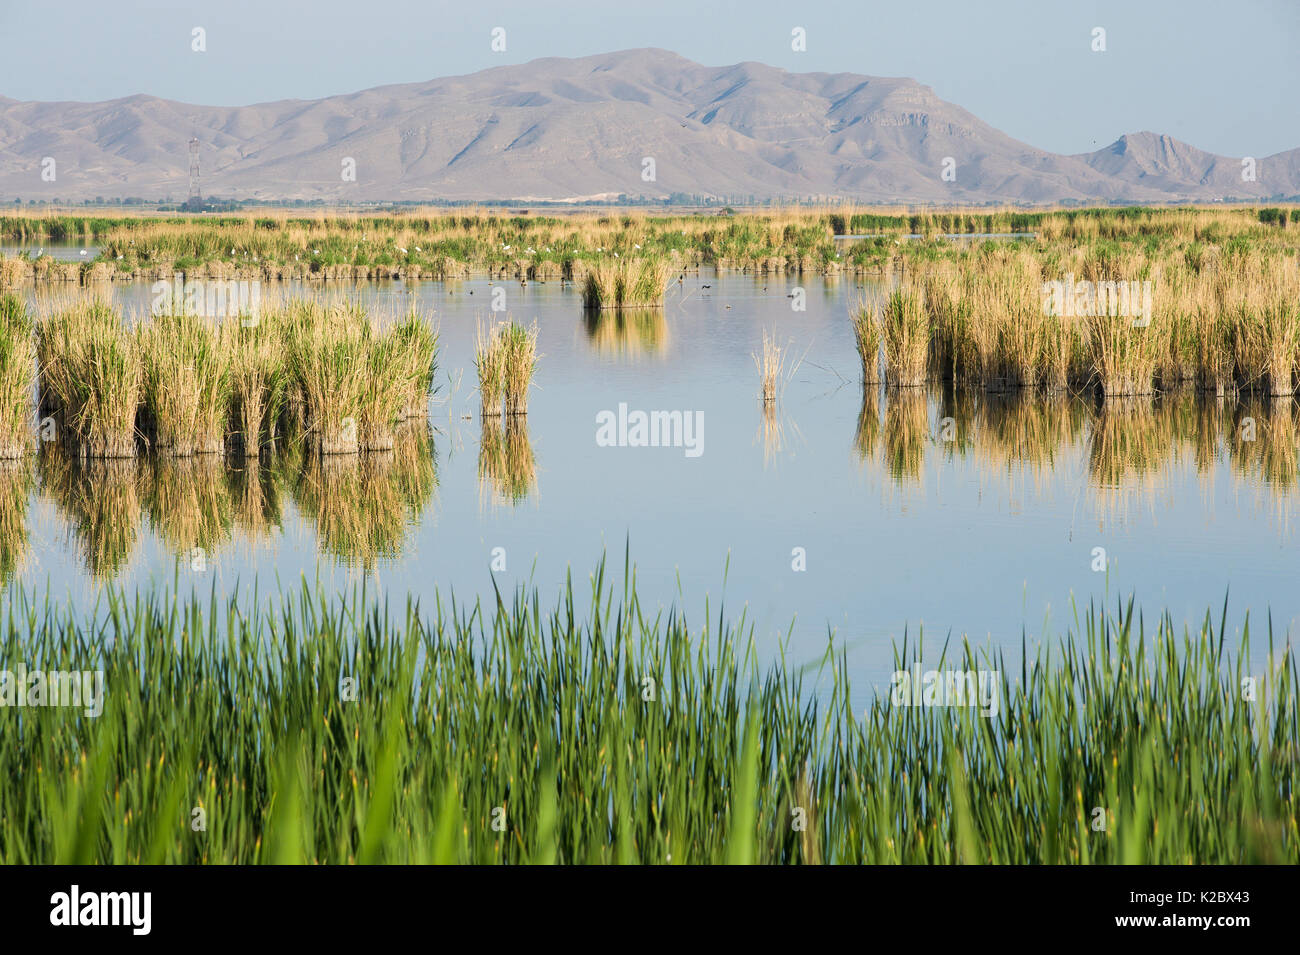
left=6, top=269, right=1298, bottom=699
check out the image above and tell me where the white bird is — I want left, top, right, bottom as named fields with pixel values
left=79, top=249, right=87, bottom=256
left=596, top=247, right=603, bottom=252
left=313, top=249, right=320, bottom=254
left=613, top=251, right=619, bottom=258
left=502, top=244, right=511, bottom=251
left=634, top=243, right=641, bottom=250
left=545, top=247, right=552, bottom=253
left=415, top=246, right=421, bottom=252
left=399, top=247, right=408, bottom=254
left=117, top=254, right=123, bottom=260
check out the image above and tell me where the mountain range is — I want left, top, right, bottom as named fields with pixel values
left=1, top=48, right=1296, bottom=205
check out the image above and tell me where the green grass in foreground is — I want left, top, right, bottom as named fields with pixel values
left=0, top=561, right=1296, bottom=864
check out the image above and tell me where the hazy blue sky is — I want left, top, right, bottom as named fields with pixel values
left=1, top=0, right=1296, bottom=157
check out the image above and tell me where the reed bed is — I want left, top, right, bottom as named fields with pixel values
left=880, top=290, right=929, bottom=388
left=23, top=300, right=436, bottom=459
left=477, top=321, right=539, bottom=417
left=752, top=332, right=789, bottom=403
left=392, top=311, right=438, bottom=420
left=285, top=304, right=368, bottom=454
left=0, top=296, right=35, bottom=459
left=501, top=322, right=539, bottom=416
left=1238, top=298, right=1300, bottom=397
left=581, top=257, right=670, bottom=309
left=1, top=566, right=1294, bottom=863
left=1087, top=312, right=1165, bottom=398
left=849, top=297, right=881, bottom=384
left=140, top=311, right=229, bottom=455
left=228, top=318, right=288, bottom=457
left=284, top=303, right=435, bottom=454
left=37, top=302, right=142, bottom=458
left=475, top=320, right=504, bottom=417
left=3, top=206, right=1298, bottom=287
left=900, top=239, right=1300, bottom=400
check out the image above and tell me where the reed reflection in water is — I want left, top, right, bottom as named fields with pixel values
left=27, top=420, right=437, bottom=579
left=852, top=385, right=1300, bottom=528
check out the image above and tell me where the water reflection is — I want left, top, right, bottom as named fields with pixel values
left=291, top=422, right=438, bottom=567
left=856, top=387, right=1299, bottom=528
left=0, top=461, right=33, bottom=584
left=144, top=456, right=234, bottom=557
left=32, top=421, right=437, bottom=577
left=582, top=308, right=669, bottom=356
left=882, top=391, right=928, bottom=484
left=44, top=454, right=142, bottom=579
left=1231, top=397, right=1299, bottom=494
left=852, top=387, right=880, bottom=463
left=478, top=416, right=537, bottom=507
left=757, top=401, right=802, bottom=468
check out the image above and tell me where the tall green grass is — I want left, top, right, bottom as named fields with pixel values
left=0, top=565, right=1294, bottom=864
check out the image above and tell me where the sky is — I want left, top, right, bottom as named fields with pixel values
left=0, top=0, right=1296, bottom=157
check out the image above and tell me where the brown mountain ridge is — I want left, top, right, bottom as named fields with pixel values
left=1, top=49, right=1296, bottom=204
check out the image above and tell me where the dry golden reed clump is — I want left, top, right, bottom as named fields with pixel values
left=880, top=290, right=929, bottom=388
left=38, top=302, right=142, bottom=458
left=477, top=320, right=539, bottom=417
left=140, top=310, right=229, bottom=455
left=0, top=295, right=36, bottom=459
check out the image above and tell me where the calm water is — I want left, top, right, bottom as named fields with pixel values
left=1, top=241, right=100, bottom=262
left=6, top=270, right=1299, bottom=699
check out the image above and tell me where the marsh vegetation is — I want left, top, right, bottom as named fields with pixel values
left=0, top=565, right=1295, bottom=863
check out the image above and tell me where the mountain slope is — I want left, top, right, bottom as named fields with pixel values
left=0, top=49, right=1295, bottom=203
